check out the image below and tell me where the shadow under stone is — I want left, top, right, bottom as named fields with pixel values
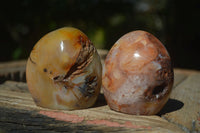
left=92, top=93, right=107, bottom=108
left=157, top=98, right=184, bottom=116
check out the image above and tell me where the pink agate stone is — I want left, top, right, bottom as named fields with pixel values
left=103, top=30, right=174, bottom=115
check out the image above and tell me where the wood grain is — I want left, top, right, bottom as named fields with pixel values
left=0, top=81, right=184, bottom=133
left=0, top=60, right=26, bottom=83
left=162, top=73, right=200, bottom=132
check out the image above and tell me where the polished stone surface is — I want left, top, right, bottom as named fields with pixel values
left=103, top=30, right=174, bottom=115
left=26, top=27, right=102, bottom=110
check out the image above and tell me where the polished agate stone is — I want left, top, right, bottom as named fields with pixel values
left=26, top=27, right=102, bottom=110
left=102, top=30, right=174, bottom=115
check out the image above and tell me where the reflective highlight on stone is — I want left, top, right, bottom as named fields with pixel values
left=26, top=27, right=102, bottom=110
left=102, top=30, right=174, bottom=115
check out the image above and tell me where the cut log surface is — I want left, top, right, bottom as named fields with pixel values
left=161, top=71, right=200, bottom=132
left=0, top=49, right=199, bottom=133
left=0, top=81, right=185, bottom=133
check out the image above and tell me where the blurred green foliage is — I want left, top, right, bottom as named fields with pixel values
left=0, top=0, right=200, bottom=70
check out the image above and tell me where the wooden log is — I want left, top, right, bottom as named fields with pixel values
left=0, top=60, right=26, bottom=83
left=161, top=73, right=200, bottom=132
left=0, top=81, right=184, bottom=133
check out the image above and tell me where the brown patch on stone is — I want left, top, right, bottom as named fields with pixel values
left=78, top=75, right=97, bottom=97
left=144, top=82, right=168, bottom=101
left=64, top=35, right=95, bottom=80
left=43, top=68, right=47, bottom=72
left=29, top=57, right=36, bottom=65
